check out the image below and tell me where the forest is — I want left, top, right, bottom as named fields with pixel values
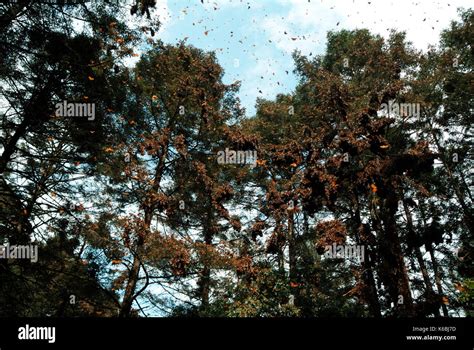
left=0, top=0, right=472, bottom=318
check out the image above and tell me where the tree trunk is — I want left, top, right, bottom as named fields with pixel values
left=120, top=130, right=170, bottom=317
left=0, top=118, right=29, bottom=174
left=199, top=202, right=213, bottom=312
left=378, top=192, right=414, bottom=316
left=403, top=199, right=440, bottom=316
left=288, top=209, right=297, bottom=283
left=352, top=192, right=381, bottom=317
left=119, top=209, right=150, bottom=317
left=426, top=243, right=449, bottom=317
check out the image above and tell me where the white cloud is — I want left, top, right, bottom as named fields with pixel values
left=262, top=0, right=470, bottom=53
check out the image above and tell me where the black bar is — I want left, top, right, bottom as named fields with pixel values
left=0, top=318, right=471, bottom=349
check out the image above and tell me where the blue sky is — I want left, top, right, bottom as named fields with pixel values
left=145, top=0, right=470, bottom=115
